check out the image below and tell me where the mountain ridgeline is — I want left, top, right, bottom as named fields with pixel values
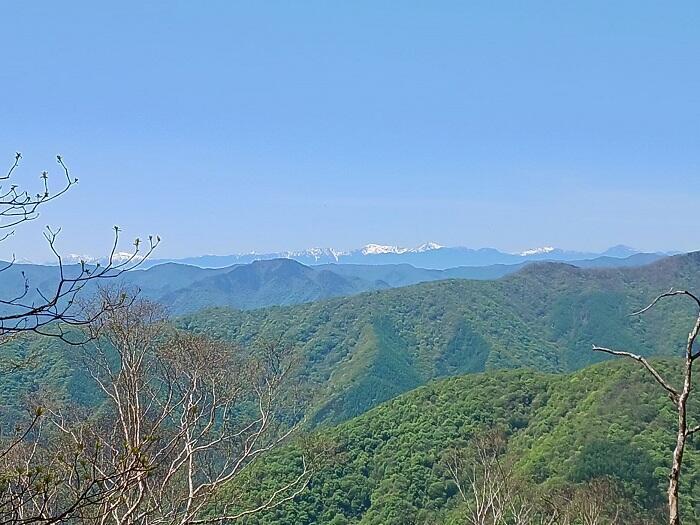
left=0, top=251, right=663, bottom=317
left=179, top=252, right=700, bottom=425
left=134, top=252, right=663, bottom=314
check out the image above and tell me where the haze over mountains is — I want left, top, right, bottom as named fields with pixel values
left=116, top=250, right=668, bottom=314
left=81, top=242, right=673, bottom=270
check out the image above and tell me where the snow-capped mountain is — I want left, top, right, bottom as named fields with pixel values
left=359, top=244, right=409, bottom=256
left=60, top=252, right=145, bottom=266
left=414, top=242, right=444, bottom=252
left=519, top=246, right=555, bottom=257
left=356, top=242, right=446, bottom=256
left=130, top=242, right=661, bottom=270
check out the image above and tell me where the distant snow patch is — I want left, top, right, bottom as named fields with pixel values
left=519, top=246, right=555, bottom=257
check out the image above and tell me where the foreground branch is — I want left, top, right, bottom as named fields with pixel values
left=592, top=346, right=678, bottom=399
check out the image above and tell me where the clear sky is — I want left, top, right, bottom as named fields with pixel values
left=1, top=1, right=698, bottom=261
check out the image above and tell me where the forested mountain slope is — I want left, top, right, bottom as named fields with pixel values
left=148, top=252, right=663, bottom=312
left=220, top=361, right=700, bottom=524
left=317, top=251, right=663, bottom=287
left=2, top=253, right=698, bottom=429
left=0, top=253, right=663, bottom=317
left=180, top=252, right=700, bottom=424
left=158, top=258, right=387, bottom=313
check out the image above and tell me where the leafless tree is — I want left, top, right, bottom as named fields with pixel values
left=441, top=430, right=548, bottom=525
left=571, top=479, right=621, bottom=525
left=0, top=150, right=160, bottom=522
left=539, top=479, right=626, bottom=525
left=440, top=431, right=640, bottom=525
left=441, top=447, right=469, bottom=504
left=593, top=289, right=700, bottom=525
left=2, top=290, right=311, bottom=524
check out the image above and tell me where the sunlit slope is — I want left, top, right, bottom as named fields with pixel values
left=221, top=361, right=699, bottom=524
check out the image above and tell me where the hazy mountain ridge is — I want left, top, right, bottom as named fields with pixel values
left=158, top=259, right=389, bottom=314
left=0, top=252, right=666, bottom=317
left=106, top=253, right=666, bottom=315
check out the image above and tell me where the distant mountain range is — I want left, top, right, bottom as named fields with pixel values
left=0, top=251, right=669, bottom=317
left=129, top=242, right=673, bottom=270
left=137, top=251, right=667, bottom=314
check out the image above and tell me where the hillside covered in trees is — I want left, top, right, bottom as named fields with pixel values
left=217, top=360, right=699, bottom=524
left=180, top=252, right=700, bottom=424
left=3, top=252, right=699, bottom=430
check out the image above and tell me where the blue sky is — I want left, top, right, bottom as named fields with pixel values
left=1, top=1, right=698, bottom=261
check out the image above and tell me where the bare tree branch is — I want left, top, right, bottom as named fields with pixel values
left=0, top=154, right=160, bottom=346
left=630, top=289, right=700, bottom=317
left=592, top=346, right=678, bottom=399
left=686, top=425, right=700, bottom=437
left=0, top=151, right=159, bottom=521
